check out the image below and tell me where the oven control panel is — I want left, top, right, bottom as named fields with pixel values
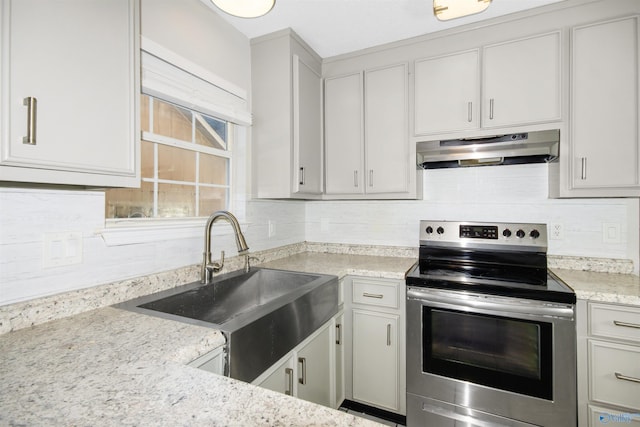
left=419, top=220, right=547, bottom=249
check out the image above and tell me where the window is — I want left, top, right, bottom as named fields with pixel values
left=105, top=95, right=232, bottom=219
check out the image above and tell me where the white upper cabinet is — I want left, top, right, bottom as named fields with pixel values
left=413, top=32, right=561, bottom=137
left=482, top=32, right=562, bottom=128
left=569, top=16, right=639, bottom=196
left=324, top=73, right=364, bottom=195
left=365, top=63, right=410, bottom=194
left=0, top=0, right=140, bottom=187
left=251, top=30, right=323, bottom=199
left=414, top=50, right=480, bottom=135
left=324, top=63, right=414, bottom=198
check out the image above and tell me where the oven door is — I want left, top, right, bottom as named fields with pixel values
left=406, top=287, right=577, bottom=427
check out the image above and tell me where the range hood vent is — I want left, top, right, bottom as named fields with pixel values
left=417, top=129, right=560, bottom=169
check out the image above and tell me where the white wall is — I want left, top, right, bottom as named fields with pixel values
left=306, top=164, right=640, bottom=271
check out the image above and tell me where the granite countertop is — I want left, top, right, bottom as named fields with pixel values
left=257, top=251, right=417, bottom=280
left=0, top=306, right=380, bottom=426
left=552, top=268, right=640, bottom=306
left=2, top=248, right=639, bottom=426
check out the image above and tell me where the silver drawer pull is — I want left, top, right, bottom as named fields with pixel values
left=581, top=157, right=587, bottom=180
left=335, top=323, right=342, bottom=345
left=615, top=372, right=640, bottom=383
left=285, top=367, right=294, bottom=395
left=363, top=292, right=383, bottom=299
left=614, top=320, right=640, bottom=329
left=298, top=357, right=306, bottom=385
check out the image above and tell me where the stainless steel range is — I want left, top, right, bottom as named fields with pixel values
left=406, top=221, right=577, bottom=427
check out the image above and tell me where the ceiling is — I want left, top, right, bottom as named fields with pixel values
left=205, top=0, right=567, bottom=58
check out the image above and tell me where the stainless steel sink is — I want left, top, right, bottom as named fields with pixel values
left=115, top=267, right=339, bottom=383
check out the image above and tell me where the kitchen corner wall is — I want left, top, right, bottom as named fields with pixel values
left=306, top=164, right=640, bottom=273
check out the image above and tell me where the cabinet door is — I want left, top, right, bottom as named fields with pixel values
left=414, top=50, right=480, bottom=135
left=255, top=355, right=296, bottom=396
left=1, top=0, right=139, bottom=187
left=352, top=309, right=400, bottom=412
left=324, top=73, right=364, bottom=195
left=296, top=323, right=332, bottom=407
left=364, top=63, right=409, bottom=194
left=293, top=55, right=323, bottom=194
left=483, top=32, right=561, bottom=128
left=571, top=17, right=640, bottom=193
left=334, top=313, right=345, bottom=408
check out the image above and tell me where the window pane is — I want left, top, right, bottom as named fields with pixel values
left=199, top=153, right=228, bottom=185
left=157, top=183, right=195, bottom=218
left=199, top=186, right=227, bottom=216
left=105, top=181, right=154, bottom=219
left=195, top=115, right=226, bottom=150
left=158, top=144, right=196, bottom=182
left=141, top=140, right=154, bottom=178
left=141, top=95, right=150, bottom=132
left=153, top=99, right=192, bottom=142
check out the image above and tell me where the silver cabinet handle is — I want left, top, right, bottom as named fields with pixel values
left=467, top=101, right=472, bottom=122
left=299, top=167, right=305, bottom=185
left=363, top=292, right=383, bottom=299
left=613, top=320, right=640, bottom=329
left=615, top=372, right=640, bottom=383
left=335, top=323, right=342, bottom=345
left=369, top=170, right=373, bottom=187
left=285, top=367, right=294, bottom=395
left=386, top=324, right=391, bottom=346
left=489, top=98, right=494, bottom=120
left=23, top=97, right=37, bottom=145
left=354, top=170, right=358, bottom=187
left=581, top=157, right=587, bottom=180
left=298, top=357, right=306, bottom=385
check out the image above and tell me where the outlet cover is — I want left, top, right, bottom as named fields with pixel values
left=549, top=223, right=564, bottom=240
left=603, top=223, right=621, bottom=244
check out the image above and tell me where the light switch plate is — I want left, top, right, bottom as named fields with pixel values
left=602, top=223, right=621, bottom=244
left=43, top=232, right=83, bottom=268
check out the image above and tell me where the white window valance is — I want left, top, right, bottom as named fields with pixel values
left=140, top=37, right=252, bottom=126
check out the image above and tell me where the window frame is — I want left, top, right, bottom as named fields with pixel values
left=100, top=37, right=251, bottom=246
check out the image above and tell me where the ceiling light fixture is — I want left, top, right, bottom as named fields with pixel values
left=433, top=0, right=492, bottom=21
left=210, top=0, right=275, bottom=18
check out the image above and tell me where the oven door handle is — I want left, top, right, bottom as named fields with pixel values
left=407, top=288, right=574, bottom=319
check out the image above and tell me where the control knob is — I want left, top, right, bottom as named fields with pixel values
left=516, top=229, right=526, bottom=238
left=530, top=229, right=540, bottom=239
left=502, top=229, right=512, bottom=238
left=437, top=226, right=445, bottom=235
left=425, top=226, right=433, bottom=234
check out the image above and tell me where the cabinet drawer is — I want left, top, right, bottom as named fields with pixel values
left=590, top=303, right=640, bottom=343
left=589, top=340, right=640, bottom=410
left=352, top=278, right=399, bottom=309
left=588, top=404, right=640, bottom=427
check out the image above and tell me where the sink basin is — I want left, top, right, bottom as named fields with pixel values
left=115, top=267, right=339, bottom=382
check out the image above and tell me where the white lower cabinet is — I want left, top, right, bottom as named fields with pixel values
left=577, top=300, right=640, bottom=427
left=345, top=276, right=405, bottom=415
left=188, top=346, right=225, bottom=376
left=352, top=309, right=400, bottom=411
left=253, top=313, right=342, bottom=409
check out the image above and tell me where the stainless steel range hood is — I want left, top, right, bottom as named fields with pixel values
left=417, top=129, right=559, bottom=169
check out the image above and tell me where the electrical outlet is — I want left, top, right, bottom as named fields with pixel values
left=268, top=220, right=276, bottom=238
left=550, top=223, right=564, bottom=240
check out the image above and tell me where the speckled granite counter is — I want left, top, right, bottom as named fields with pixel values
left=256, top=252, right=416, bottom=281
left=0, top=306, right=380, bottom=426
left=552, top=268, right=640, bottom=306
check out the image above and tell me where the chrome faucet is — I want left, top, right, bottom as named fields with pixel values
left=201, top=210, right=249, bottom=284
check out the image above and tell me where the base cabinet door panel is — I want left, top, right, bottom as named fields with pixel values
left=257, top=355, right=296, bottom=396
left=352, top=309, right=400, bottom=412
left=296, top=323, right=332, bottom=407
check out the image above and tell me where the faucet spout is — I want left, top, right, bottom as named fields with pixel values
left=201, top=211, right=249, bottom=284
